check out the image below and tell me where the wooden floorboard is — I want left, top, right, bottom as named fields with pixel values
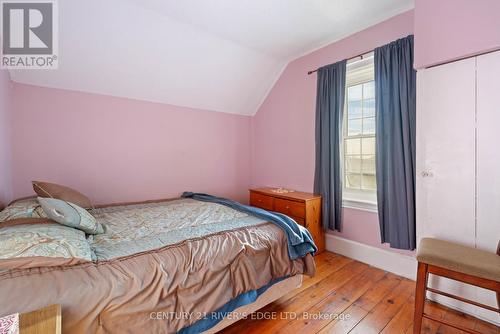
left=219, top=251, right=499, bottom=334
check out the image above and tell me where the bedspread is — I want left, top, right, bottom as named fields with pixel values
left=0, top=198, right=315, bottom=333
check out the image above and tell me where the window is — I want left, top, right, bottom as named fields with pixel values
left=343, top=53, right=377, bottom=210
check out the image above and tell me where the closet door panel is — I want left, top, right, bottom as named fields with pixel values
left=476, top=50, right=500, bottom=324
left=416, top=58, right=476, bottom=314
left=416, top=58, right=476, bottom=245
left=477, top=50, right=500, bottom=253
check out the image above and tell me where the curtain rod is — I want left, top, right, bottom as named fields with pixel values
left=307, top=50, right=374, bottom=75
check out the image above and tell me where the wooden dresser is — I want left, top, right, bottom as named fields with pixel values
left=249, top=188, right=324, bottom=252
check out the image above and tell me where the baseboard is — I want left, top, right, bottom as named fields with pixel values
left=325, top=234, right=417, bottom=280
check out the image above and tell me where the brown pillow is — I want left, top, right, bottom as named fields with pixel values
left=32, top=181, right=92, bottom=209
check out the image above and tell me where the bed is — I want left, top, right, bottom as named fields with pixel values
left=0, top=193, right=316, bottom=333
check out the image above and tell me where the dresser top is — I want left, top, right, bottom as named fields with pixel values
left=249, top=187, right=321, bottom=201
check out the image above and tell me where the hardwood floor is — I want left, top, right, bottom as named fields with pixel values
left=220, top=252, right=500, bottom=334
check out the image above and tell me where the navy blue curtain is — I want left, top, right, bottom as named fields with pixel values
left=374, top=35, right=416, bottom=250
left=314, top=60, right=347, bottom=231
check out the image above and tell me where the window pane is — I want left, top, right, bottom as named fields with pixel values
left=362, top=174, right=377, bottom=190
left=362, top=137, right=375, bottom=155
left=345, top=138, right=361, bottom=155
left=363, top=81, right=375, bottom=99
left=346, top=156, right=362, bottom=173
left=348, top=100, right=362, bottom=119
left=362, top=117, right=375, bottom=135
left=361, top=155, right=376, bottom=174
left=346, top=174, right=361, bottom=189
left=348, top=85, right=362, bottom=100
left=348, top=118, right=362, bottom=136
left=363, top=98, right=375, bottom=118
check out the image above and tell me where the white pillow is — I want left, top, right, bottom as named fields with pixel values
left=38, top=197, right=104, bottom=235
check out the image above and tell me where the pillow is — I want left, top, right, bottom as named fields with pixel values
left=38, top=197, right=104, bottom=235
left=32, top=181, right=92, bottom=209
left=0, top=198, right=47, bottom=222
left=0, top=222, right=93, bottom=261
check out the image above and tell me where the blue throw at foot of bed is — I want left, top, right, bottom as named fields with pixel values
left=181, top=192, right=317, bottom=259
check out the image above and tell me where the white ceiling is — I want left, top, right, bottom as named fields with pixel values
left=10, top=0, right=414, bottom=116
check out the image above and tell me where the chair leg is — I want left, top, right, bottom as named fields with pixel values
left=413, top=262, right=428, bottom=334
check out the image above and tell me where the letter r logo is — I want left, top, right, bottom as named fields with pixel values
left=2, top=2, right=53, bottom=54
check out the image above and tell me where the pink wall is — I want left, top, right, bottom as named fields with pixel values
left=0, top=70, right=12, bottom=207
left=251, top=10, right=414, bottom=254
left=414, top=0, right=500, bottom=69
left=11, top=83, right=252, bottom=205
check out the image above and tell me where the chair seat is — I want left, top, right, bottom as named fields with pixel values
left=417, top=238, right=500, bottom=282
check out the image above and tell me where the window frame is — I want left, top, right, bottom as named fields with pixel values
left=342, top=53, right=378, bottom=212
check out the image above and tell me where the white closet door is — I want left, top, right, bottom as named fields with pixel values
left=476, top=50, right=500, bottom=324
left=416, top=57, right=476, bottom=244
left=477, top=50, right=500, bottom=253
left=416, top=57, right=477, bottom=314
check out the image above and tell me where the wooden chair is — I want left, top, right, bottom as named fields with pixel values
left=413, top=238, right=500, bottom=334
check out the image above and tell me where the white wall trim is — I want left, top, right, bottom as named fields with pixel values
left=325, top=234, right=417, bottom=280
left=342, top=199, right=378, bottom=213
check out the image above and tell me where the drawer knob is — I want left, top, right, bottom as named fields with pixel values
left=285, top=206, right=290, bottom=209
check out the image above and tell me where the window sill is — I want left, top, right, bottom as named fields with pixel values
left=342, top=198, right=378, bottom=213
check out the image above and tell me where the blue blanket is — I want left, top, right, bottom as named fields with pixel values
left=181, top=192, right=317, bottom=259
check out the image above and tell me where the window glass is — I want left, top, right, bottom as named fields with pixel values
left=343, top=53, right=376, bottom=200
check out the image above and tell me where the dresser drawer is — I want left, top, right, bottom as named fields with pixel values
left=250, top=192, right=274, bottom=210
left=274, top=198, right=306, bottom=218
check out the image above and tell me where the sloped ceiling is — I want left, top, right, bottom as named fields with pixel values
left=9, top=0, right=414, bottom=115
